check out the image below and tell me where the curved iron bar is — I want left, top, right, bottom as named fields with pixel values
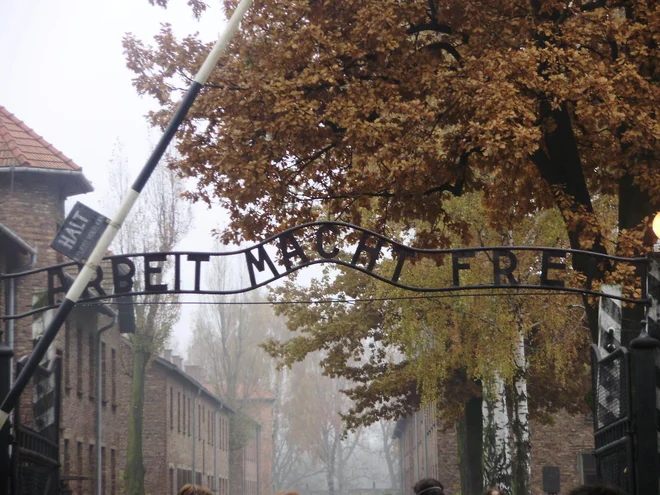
left=0, top=221, right=650, bottom=321
left=0, top=220, right=649, bottom=279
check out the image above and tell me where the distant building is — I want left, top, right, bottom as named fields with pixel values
left=144, top=354, right=234, bottom=495
left=394, top=403, right=595, bottom=495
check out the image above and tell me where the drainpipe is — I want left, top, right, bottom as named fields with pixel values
left=193, top=387, right=202, bottom=482
left=256, top=425, right=261, bottom=495
left=413, top=411, right=418, bottom=479
left=214, top=411, right=218, bottom=493
left=97, top=314, right=116, bottom=495
left=422, top=409, right=428, bottom=477
left=243, top=444, right=247, bottom=495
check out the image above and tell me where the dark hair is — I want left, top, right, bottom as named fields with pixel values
left=568, top=484, right=628, bottom=495
left=484, top=489, right=508, bottom=495
left=413, top=478, right=444, bottom=495
left=177, top=484, right=213, bottom=495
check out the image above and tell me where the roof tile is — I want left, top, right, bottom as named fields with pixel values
left=0, top=105, right=82, bottom=171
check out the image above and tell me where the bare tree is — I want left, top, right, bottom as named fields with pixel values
left=187, top=254, right=277, bottom=404
left=285, top=359, right=366, bottom=495
left=107, top=144, right=191, bottom=495
left=378, top=420, right=399, bottom=490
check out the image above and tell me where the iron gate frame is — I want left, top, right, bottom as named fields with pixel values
left=11, top=354, right=61, bottom=495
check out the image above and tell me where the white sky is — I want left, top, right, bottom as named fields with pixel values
left=1, top=0, right=236, bottom=354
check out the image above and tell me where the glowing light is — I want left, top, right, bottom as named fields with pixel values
left=653, top=212, right=660, bottom=239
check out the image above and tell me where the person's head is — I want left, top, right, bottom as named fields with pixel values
left=177, top=484, right=213, bottom=495
left=568, top=484, right=628, bottom=495
left=485, top=488, right=508, bottom=495
left=413, top=478, right=444, bottom=495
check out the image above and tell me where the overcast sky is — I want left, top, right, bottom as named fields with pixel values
left=1, top=0, right=238, bottom=354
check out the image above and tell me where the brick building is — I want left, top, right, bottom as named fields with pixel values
left=0, top=105, right=277, bottom=495
left=145, top=353, right=235, bottom=495
left=240, top=388, right=276, bottom=495
left=0, top=104, right=133, bottom=495
left=394, top=403, right=595, bottom=495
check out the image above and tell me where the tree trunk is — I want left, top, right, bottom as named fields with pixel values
left=530, top=102, right=610, bottom=341
left=125, top=342, right=150, bottom=495
left=482, top=374, right=512, bottom=492
left=511, top=328, right=531, bottom=495
left=457, top=396, right=483, bottom=495
left=381, top=422, right=398, bottom=489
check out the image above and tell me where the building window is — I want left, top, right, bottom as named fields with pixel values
left=89, top=444, right=95, bottom=484
left=183, top=393, right=186, bottom=435
left=101, top=342, right=107, bottom=404
left=199, top=406, right=202, bottom=440
left=77, top=442, right=83, bottom=492
left=111, top=449, right=116, bottom=495
left=76, top=328, right=84, bottom=396
left=111, top=348, right=117, bottom=407
left=188, top=397, right=191, bottom=436
left=64, top=323, right=71, bottom=392
left=170, top=467, right=174, bottom=495
left=63, top=439, right=70, bottom=474
left=89, top=332, right=95, bottom=400
left=170, top=387, right=174, bottom=430
left=579, top=452, right=598, bottom=485
left=102, top=447, right=106, bottom=492
left=178, top=392, right=181, bottom=433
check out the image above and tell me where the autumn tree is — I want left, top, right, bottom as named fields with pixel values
left=106, top=145, right=191, bottom=495
left=125, top=1, right=657, bottom=491
left=126, top=0, right=659, bottom=342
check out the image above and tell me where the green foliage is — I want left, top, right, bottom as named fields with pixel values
left=229, top=411, right=258, bottom=451
left=265, top=193, right=592, bottom=429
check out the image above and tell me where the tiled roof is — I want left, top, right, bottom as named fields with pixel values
left=0, top=105, right=81, bottom=171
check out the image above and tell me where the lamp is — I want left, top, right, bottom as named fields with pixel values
left=653, top=212, right=660, bottom=239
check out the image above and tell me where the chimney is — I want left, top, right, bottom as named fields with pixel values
left=164, top=349, right=172, bottom=363
left=185, top=364, right=204, bottom=384
left=172, top=355, right=183, bottom=369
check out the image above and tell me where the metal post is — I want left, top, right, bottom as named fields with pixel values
left=630, top=330, right=659, bottom=495
left=630, top=252, right=660, bottom=494
left=0, top=333, right=13, bottom=494
left=193, top=390, right=198, bottom=482
left=214, top=412, right=218, bottom=493
left=256, top=425, right=261, bottom=495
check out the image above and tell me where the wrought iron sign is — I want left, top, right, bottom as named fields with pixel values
left=1, top=221, right=648, bottom=320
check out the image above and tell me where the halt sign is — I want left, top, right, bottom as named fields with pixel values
left=51, top=202, right=109, bottom=263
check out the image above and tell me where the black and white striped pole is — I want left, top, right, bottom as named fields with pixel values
left=0, top=0, right=254, bottom=429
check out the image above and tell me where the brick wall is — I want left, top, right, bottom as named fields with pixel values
left=58, top=313, right=132, bottom=495
left=241, top=399, right=275, bottom=495
left=0, top=172, right=132, bottom=495
left=0, top=174, right=64, bottom=359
